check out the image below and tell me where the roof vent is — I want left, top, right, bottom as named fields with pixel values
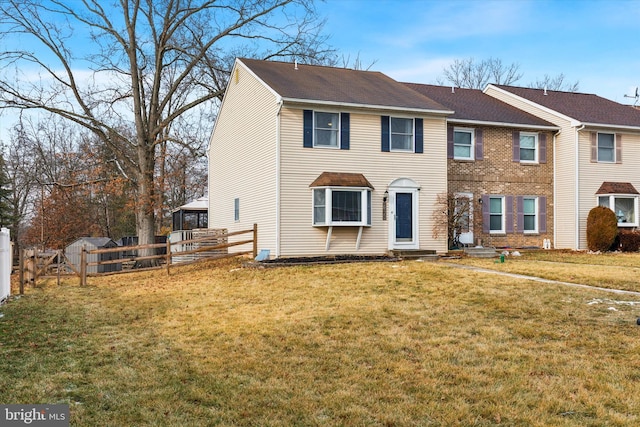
left=294, top=59, right=298, bottom=71
left=543, top=85, right=548, bottom=96
left=451, top=86, right=455, bottom=94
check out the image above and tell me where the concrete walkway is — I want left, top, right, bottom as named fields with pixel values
left=441, top=262, right=640, bottom=297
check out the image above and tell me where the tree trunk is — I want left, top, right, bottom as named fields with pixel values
left=134, top=145, right=158, bottom=268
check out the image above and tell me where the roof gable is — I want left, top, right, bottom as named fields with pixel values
left=405, top=83, right=555, bottom=128
left=239, top=58, right=451, bottom=113
left=492, top=85, right=640, bottom=128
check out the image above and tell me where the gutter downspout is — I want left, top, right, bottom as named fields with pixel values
left=575, top=125, right=585, bottom=250
left=275, top=98, right=283, bottom=257
left=553, top=128, right=561, bottom=249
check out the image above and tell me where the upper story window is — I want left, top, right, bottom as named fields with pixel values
left=381, top=116, right=423, bottom=153
left=390, top=117, right=414, bottom=151
left=597, top=132, right=615, bottom=162
left=512, top=131, right=546, bottom=164
left=453, top=128, right=474, bottom=160
left=314, top=112, right=339, bottom=147
left=591, top=132, right=622, bottom=164
left=303, top=110, right=350, bottom=150
left=519, top=132, right=538, bottom=163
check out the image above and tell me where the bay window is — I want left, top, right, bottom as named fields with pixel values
left=598, top=195, right=638, bottom=226
left=313, top=187, right=372, bottom=226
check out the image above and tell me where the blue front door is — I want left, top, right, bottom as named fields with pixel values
left=396, top=192, right=413, bottom=241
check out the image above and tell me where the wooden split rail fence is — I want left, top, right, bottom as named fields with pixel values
left=18, top=224, right=258, bottom=289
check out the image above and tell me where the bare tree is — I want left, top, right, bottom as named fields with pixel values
left=529, top=73, right=579, bottom=92
left=432, top=192, right=475, bottom=250
left=0, top=0, right=332, bottom=263
left=437, top=57, right=523, bottom=89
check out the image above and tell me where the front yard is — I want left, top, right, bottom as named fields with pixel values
left=1, top=253, right=640, bottom=426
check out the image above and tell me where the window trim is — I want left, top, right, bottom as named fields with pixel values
left=312, top=187, right=372, bottom=227
left=597, top=132, right=616, bottom=163
left=597, top=194, right=638, bottom=227
left=313, top=111, right=341, bottom=149
left=389, top=117, right=415, bottom=152
left=519, top=132, right=539, bottom=164
left=522, top=196, right=538, bottom=234
left=453, top=127, right=475, bottom=160
left=489, top=196, right=506, bottom=234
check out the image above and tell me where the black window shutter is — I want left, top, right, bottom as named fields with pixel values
left=414, top=118, right=423, bottom=153
left=447, top=125, right=454, bottom=159
left=539, top=133, right=547, bottom=163
left=303, top=110, right=313, bottom=148
left=340, top=112, right=350, bottom=150
left=381, top=116, right=390, bottom=152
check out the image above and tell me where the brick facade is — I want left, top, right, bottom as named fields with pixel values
left=448, top=126, right=554, bottom=249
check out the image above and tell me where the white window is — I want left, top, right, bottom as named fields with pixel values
left=313, top=188, right=371, bottom=226
left=390, top=117, right=414, bottom=151
left=597, top=132, right=615, bottom=162
left=489, top=196, right=505, bottom=233
left=314, top=112, right=340, bottom=148
left=454, top=128, right=474, bottom=160
left=519, top=132, right=538, bottom=163
left=598, top=195, right=638, bottom=226
left=523, top=197, right=538, bottom=233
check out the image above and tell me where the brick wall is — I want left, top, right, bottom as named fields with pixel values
left=447, top=126, right=554, bottom=249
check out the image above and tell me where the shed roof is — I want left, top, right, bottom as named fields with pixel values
left=596, top=182, right=640, bottom=195
left=239, top=58, right=452, bottom=114
left=68, top=237, right=117, bottom=249
left=309, top=172, right=374, bottom=189
left=491, top=85, right=640, bottom=128
left=404, top=83, right=556, bottom=129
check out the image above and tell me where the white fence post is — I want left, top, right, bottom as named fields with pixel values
left=0, top=228, right=10, bottom=302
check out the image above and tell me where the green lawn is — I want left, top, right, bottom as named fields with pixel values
left=1, top=255, right=640, bottom=426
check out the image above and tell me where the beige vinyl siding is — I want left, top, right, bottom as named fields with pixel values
left=208, top=62, right=279, bottom=253
left=279, top=107, right=448, bottom=256
left=578, top=130, right=640, bottom=249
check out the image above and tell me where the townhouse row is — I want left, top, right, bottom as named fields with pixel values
left=207, top=58, right=640, bottom=257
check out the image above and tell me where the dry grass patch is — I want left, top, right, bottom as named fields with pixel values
left=450, top=250, right=640, bottom=292
left=1, top=258, right=640, bottom=426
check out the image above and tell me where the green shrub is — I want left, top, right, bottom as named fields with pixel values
left=586, top=206, right=618, bottom=252
left=619, top=229, right=640, bottom=252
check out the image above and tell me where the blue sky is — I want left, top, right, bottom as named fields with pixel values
left=1, top=0, right=638, bottom=145
left=317, top=0, right=640, bottom=103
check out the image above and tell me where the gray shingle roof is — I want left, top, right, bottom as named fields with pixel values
left=492, top=85, right=640, bottom=128
left=239, top=58, right=452, bottom=113
left=404, top=83, right=556, bottom=128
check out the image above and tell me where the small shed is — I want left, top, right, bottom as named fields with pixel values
left=172, top=196, right=208, bottom=231
left=66, top=237, right=122, bottom=274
